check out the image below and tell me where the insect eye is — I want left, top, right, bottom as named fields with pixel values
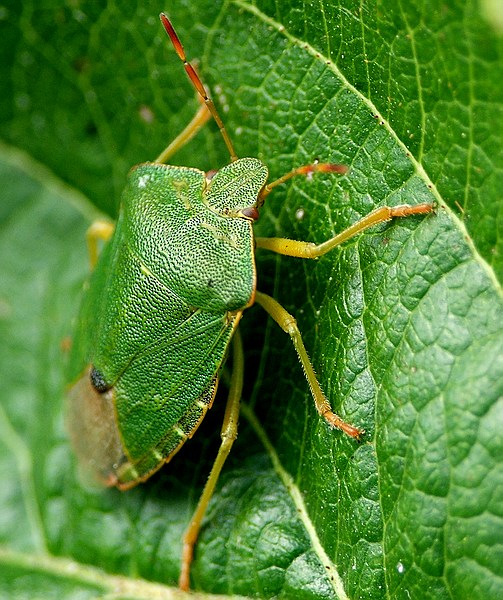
left=240, top=206, right=259, bottom=221
left=205, top=169, right=218, bottom=182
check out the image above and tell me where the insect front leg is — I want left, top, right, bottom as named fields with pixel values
left=254, top=291, right=363, bottom=439
left=86, top=220, right=115, bottom=268
left=179, top=327, right=244, bottom=590
left=155, top=98, right=211, bottom=164
left=255, top=202, right=434, bottom=258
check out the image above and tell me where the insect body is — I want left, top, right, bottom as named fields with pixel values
left=68, top=159, right=261, bottom=486
left=67, top=12, right=433, bottom=590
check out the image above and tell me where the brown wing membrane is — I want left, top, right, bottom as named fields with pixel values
left=66, top=365, right=126, bottom=487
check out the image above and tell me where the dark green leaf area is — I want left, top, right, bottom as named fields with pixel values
left=0, top=1, right=229, bottom=217
left=360, top=208, right=503, bottom=598
left=251, top=0, right=503, bottom=280
left=194, top=452, right=338, bottom=599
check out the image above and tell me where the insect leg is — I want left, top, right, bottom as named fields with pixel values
left=179, top=327, right=244, bottom=590
left=254, top=291, right=363, bottom=439
left=257, top=162, right=347, bottom=206
left=155, top=98, right=211, bottom=164
left=86, top=220, right=115, bottom=268
left=255, top=202, right=434, bottom=258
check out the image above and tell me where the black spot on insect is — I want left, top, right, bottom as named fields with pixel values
left=90, top=366, right=111, bottom=393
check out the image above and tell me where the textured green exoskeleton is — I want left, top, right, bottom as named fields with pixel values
left=68, top=159, right=266, bottom=487
left=67, top=12, right=434, bottom=591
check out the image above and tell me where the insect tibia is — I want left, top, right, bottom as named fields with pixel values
left=288, top=322, right=362, bottom=440
left=254, top=291, right=363, bottom=440
left=258, top=161, right=348, bottom=203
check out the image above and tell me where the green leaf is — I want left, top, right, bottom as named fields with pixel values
left=1, top=1, right=502, bottom=599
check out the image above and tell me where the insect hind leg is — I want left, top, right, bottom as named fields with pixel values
left=179, top=328, right=244, bottom=590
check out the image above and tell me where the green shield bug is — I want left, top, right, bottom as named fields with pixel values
left=67, top=12, right=434, bottom=590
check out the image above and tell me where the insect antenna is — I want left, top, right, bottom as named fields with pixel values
left=160, top=13, right=238, bottom=162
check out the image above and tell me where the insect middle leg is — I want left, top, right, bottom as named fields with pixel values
left=254, top=291, right=363, bottom=439
left=179, top=327, right=244, bottom=590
